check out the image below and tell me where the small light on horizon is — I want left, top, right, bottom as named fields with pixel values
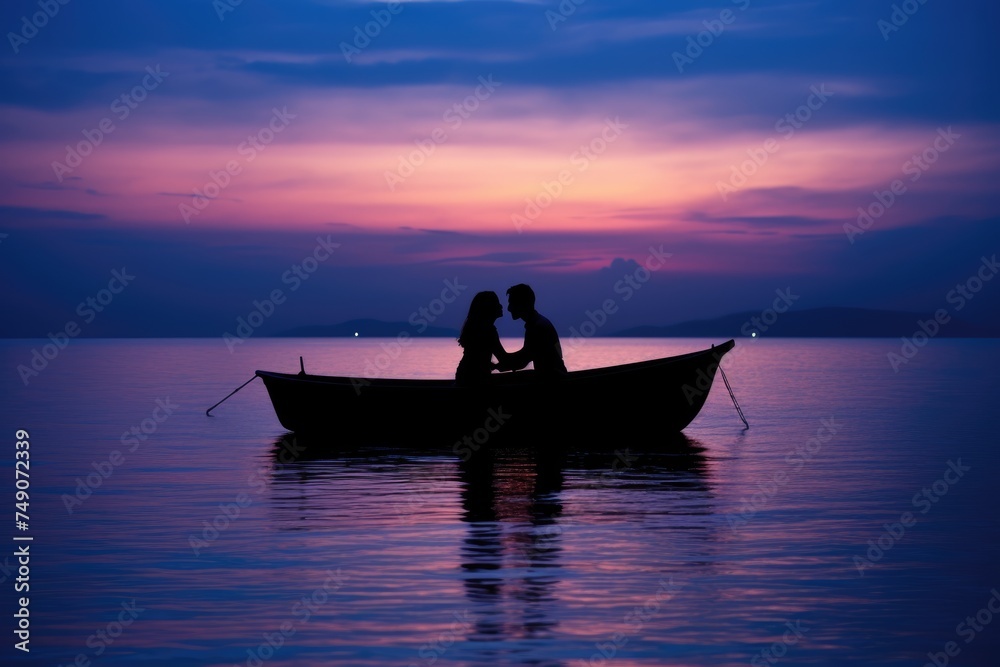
left=354, top=332, right=359, bottom=337
left=751, top=332, right=757, bottom=338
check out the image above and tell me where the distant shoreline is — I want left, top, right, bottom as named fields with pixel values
left=2, top=307, right=998, bottom=339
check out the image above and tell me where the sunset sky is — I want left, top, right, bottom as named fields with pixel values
left=2, top=0, right=999, bottom=337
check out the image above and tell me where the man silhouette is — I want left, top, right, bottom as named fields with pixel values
left=499, top=283, right=567, bottom=377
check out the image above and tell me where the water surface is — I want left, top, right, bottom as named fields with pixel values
left=2, top=338, right=998, bottom=666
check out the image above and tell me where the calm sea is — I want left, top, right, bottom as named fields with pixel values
left=1, top=337, right=998, bottom=666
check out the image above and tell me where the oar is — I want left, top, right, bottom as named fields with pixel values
left=206, top=374, right=260, bottom=416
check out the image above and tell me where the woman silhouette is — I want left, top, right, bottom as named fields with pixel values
left=456, top=291, right=511, bottom=386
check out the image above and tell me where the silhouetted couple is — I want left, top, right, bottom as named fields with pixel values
left=456, top=284, right=567, bottom=386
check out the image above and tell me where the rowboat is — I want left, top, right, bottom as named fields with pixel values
left=255, top=340, right=737, bottom=446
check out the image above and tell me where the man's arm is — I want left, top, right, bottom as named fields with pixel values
left=497, top=327, right=536, bottom=371
left=498, top=346, right=531, bottom=371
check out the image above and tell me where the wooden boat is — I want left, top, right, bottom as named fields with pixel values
left=255, top=340, right=736, bottom=446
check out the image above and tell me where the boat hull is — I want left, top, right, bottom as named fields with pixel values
left=256, top=340, right=735, bottom=446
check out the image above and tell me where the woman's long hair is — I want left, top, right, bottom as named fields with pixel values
left=458, top=291, right=500, bottom=348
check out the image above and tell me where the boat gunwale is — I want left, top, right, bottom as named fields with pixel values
left=255, top=339, right=735, bottom=389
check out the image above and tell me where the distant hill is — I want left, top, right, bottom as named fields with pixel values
left=270, top=309, right=999, bottom=339
left=609, top=307, right=999, bottom=338
left=274, top=318, right=458, bottom=338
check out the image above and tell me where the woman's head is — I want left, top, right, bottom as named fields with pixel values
left=458, top=291, right=502, bottom=347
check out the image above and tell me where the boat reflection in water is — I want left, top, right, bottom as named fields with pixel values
left=261, top=432, right=716, bottom=665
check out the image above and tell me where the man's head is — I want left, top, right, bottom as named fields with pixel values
left=506, top=283, right=535, bottom=321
